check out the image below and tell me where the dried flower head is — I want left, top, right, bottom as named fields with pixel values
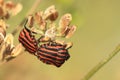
left=0, top=19, right=7, bottom=44
left=18, top=5, right=77, bottom=67
left=0, top=33, right=14, bottom=61
left=0, top=0, right=22, bottom=19
left=0, top=19, right=6, bottom=36
left=43, top=5, right=58, bottom=21
left=0, top=33, right=23, bottom=61
left=11, top=43, right=24, bottom=57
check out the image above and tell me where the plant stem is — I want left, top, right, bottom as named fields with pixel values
left=81, top=44, right=120, bottom=80
left=0, top=0, right=41, bottom=65
left=12, top=0, right=41, bottom=36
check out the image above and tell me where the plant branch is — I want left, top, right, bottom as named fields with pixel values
left=12, top=0, right=41, bottom=36
left=81, top=44, right=120, bottom=80
left=0, top=0, right=41, bottom=65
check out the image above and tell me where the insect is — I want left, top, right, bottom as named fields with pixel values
left=37, top=42, right=70, bottom=67
left=18, top=20, right=38, bottom=55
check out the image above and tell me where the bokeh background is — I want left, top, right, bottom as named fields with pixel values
left=1, top=0, right=120, bottom=80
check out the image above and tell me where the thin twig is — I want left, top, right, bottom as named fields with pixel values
left=12, top=0, right=41, bottom=36
left=81, top=44, right=120, bottom=80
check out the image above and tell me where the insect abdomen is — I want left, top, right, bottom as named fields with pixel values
left=37, top=42, right=70, bottom=67
left=18, top=27, right=38, bottom=54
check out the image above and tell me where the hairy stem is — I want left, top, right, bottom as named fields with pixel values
left=81, top=44, right=120, bottom=80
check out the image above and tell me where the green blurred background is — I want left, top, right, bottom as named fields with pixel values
left=1, top=0, right=120, bottom=80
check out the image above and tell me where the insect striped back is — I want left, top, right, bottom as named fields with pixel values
left=37, top=42, right=70, bottom=67
left=18, top=23, right=38, bottom=55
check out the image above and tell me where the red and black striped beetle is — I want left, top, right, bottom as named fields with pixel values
left=18, top=20, right=38, bottom=55
left=37, top=42, right=70, bottom=67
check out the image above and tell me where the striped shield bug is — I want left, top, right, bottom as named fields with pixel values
left=37, top=42, right=70, bottom=67
left=18, top=20, right=38, bottom=55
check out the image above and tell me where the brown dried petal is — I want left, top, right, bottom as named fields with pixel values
left=0, top=34, right=14, bottom=61
left=0, top=19, right=6, bottom=30
left=39, top=36, right=51, bottom=42
left=4, top=12, right=10, bottom=19
left=55, top=40, right=65, bottom=45
left=11, top=43, right=24, bottom=57
left=0, top=42, right=7, bottom=61
left=4, top=33, right=14, bottom=48
left=40, top=21, right=46, bottom=30
left=63, top=26, right=71, bottom=36
left=27, top=16, right=34, bottom=28
left=30, top=27, right=44, bottom=35
left=58, top=13, right=72, bottom=36
left=65, top=42, right=73, bottom=49
left=48, top=11, right=58, bottom=21
left=34, top=12, right=46, bottom=30
left=0, top=33, right=4, bottom=44
left=65, top=25, right=76, bottom=38
left=45, top=27, right=56, bottom=40
left=59, top=13, right=72, bottom=28
left=11, top=3, right=22, bottom=16
left=0, top=19, right=6, bottom=36
left=0, top=7, right=4, bottom=16
left=0, top=41, right=14, bottom=61
left=44, top=5, right=58, bottom=21
left=5, top=1, right=15, bottom=9
left=34, top=11, right=43, bottom=25
left=0, top=27, right=6, bottom=37
left=0, top=0, right=3, bottom=5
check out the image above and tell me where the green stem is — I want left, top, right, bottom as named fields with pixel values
left=81, top=44, right=120, bottom=80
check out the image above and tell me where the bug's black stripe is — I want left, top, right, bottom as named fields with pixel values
left=38, top=48, right=67, bottom=59
left=19, top=37, right=36, bottom=53
left=40, top=43, right=68, bottom=54
left=39, top=47, right=68, bottom=58
left=37, top=50, right=65, bottom=61
left=38, top=55, right=62, bottom=67
left=19, top=31, right=37, bottom=51
left=19, top=35, right=37, bottom=52
left=44, top=46, right=64, bottom=52
left=37, top=54, right=58, bottom=65
left=58, top=49, right=70, bottom=60
left=39, top=47, right=58, bottom=55
left=37, top=51, right=56, bottom=60
left=23, top=29, right=33, bottom=42
left=19, top=31, right=37, bottom=50
left=40, top=58, right=53, bottom=65
left=23, top=29, right=37, bottom=46
left=23, top=28, right=37, bottom=45
left=41, top=43, right=64, bottom=51
left=37, top=51, right=66, bottom=64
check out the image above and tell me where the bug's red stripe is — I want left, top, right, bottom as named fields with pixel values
left=19, top=37, right=36, bottom=53
left=45, top=45, right=64, bottom=50
left=37, top=50, right=64, bottom=61
left=38, top=47, right=67, bottom=59
left=19, top=31, right=37, bottom=49
left=40, top=44, right=68, bottom=56
left=38, top=53, right=65, bottom=65
left=23, top=29, right=37, bottom=46
left=37, top=51, right=56, bottom=60
left=19, top=29, right=37, bottom=54
left=58, top=49, right=70, bottom=60
left=40, top=59, right=53, bottom=65
left=19, top=34, right=36, bottom=50
left=38, top=54, right=62, bottom=67
left=38, top=54, right=57, bottom=65
left=23, top=29, right=37, bottom=45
